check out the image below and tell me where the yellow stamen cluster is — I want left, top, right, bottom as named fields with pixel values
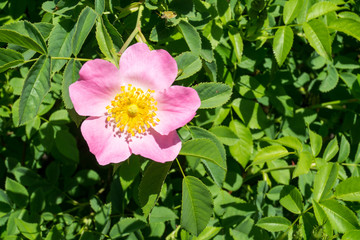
left=106, top=84, right=159, bottom=136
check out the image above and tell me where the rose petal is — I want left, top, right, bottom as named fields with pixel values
left=153, top=86, right=201, bottom=135
left=129, top=129, right=181, bottom=163
left=69, top=59, right=120, bottom=116
left=119, top=43, right=177, bottom=91
left=81, top=116, right=132, bottom=165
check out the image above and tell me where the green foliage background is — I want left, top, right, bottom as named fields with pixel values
left=1, top=0, right=360, bottom=239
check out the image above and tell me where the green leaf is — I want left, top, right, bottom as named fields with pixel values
left=313, top=200, right=333, bottom=236
left=309, top=129, right=322, bottom=157
left=267, top=159, right=290, bottom=185
left=15, top=219, right=40, bottom=240
left=189, top=126, right=227, bottom=187
left=283, top=0, right=304, bottom=24
left=138, top=162, right=172, bottom=217
left=18, top=55, right=51, bottom=125
left=181, top=176, right=213, bottom=236
left=109, top=218, right=147, bottom=238
left=48, top=19, right=75, bottom=72
left=319, top=199, right=359, bottom=233
left=228, top=28, right=243, bottom=64
left=179, top=139, right=226, bottom=170
left=253, top=145, right=289, bottom=165
left=319, top=64, right=339, bottom=93
left=338, top=135, right=350, bottom=162
left=95, top=17, right=117, bottom=65
left=306, top=2, right=342, bottom=22
left=323, top=137, right=339, bottom=162
left=293, top=151, right=313, bottom=178
left=279, top=185, right=303, bottom=214
left=273, top=26, right=294, bottom=67
left=229, top=120, right=253, bottom=168
left=209, top=126, right=239, bottom=146
left=335, top=177, right=360, bottom=201
left=328, top=18, right=360, bottom=41
left=268, top=136, right=303, bottom=152
left=5, top=177, right=29, bottom=208
left=0, top=48, right=24, bottom=73
left=175, top=52, right=202, bottom=80
left=343, top=230, right=360, bottom=240
left=95, top=0, right=105, bottom=14
left=231, top=98, right=269, bottom=129
left=193, top=226, right=222, bottom=240
left=55, top=130, right=79, bottom=163
left=313, top=163, right=338, bottom=202
left=62, top=59, right=82, bottom=109
left=49, top=109, right=71, bottom=125
left=178, top=20, right=202, bottom=55
left=118, top=156, right=140, bottom=191
left=102, top=15, right=123, bottom=52
left=193, top=83, right=232, bottom=109
left=0, top=21, right=47, bottom=54
left=303, top=20, right=332, bottom=60
left=256, top=216, right=291, bottom=232
left=149, top=206, right=178, bottom=224
left=72, top=6, right=97, bottom=56
left=34, top=22, right=54, bottom=40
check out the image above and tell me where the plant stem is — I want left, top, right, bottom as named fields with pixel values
left=176, top=158, right=186, bottom=178
left=119, top=4, right=144, bottom=55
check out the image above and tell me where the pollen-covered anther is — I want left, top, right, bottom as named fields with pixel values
left=106, top=84, right=158, bottom=135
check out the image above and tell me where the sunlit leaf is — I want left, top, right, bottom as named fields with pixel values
left=178, top=20, right=201, bottom=55
left=273, top=26, right=293, bottom=67
left=328, top=18, right=360, bottom=41
left=180, top=138, right=226, bottom=170
left=323, top=137, right=339, bottom=162
left=193, top=83, right=232, bottom=109
left=313, top=163, right=338, bottom=202
left=181, top=176, right=213, bottom=236
left=338, top=135, right=350, bottom=162
left=279, top=185, right=303, bottom=214
left=306, top=2, right=342, bottom=21
left=175, top=52, right=202, bottom=80
left=228, top=28, right=243, bottom=64
left=229, top=120, right=253, bottom=168
left=72, top=6, right=97, bottom=56
left=319, top=64, right=339, bottom=92
left=18, top=55, right=51, bottom=125
left=293, top=151, right=313, bottom=178
left=283, top=0, right=304, bottom=24
left=48, top=19, right=75, bottom=72
left=5, top=178, right=29, bottom=208
left=62, top=59, right=82, bottom=109
left=138, top=162, right=172, bottom=217
left=0, top=21, right=47, bottom=54
left=319, top=199, right=359, bottom=233
left=335, top=177, right=360, bottom=202
left=0, top=48, right=24, bottom=73
left=303, top=20, right=332, bottom=60
left=309, top=129, right=322, bottom=157
left=96, top=17, right=117, bottom=65
left=256, top=216, right=291, bottom=232
left=15, top=219, right=40, bottom=240
left=189, top=126, right=227, bottom=187
left=253, top=145, right=289, bottom=165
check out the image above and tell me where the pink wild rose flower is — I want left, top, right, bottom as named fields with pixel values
left=69, top=43, right=200, bottom=165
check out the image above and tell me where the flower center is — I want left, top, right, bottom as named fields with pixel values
left=106, top=84, right=159, bottom=136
